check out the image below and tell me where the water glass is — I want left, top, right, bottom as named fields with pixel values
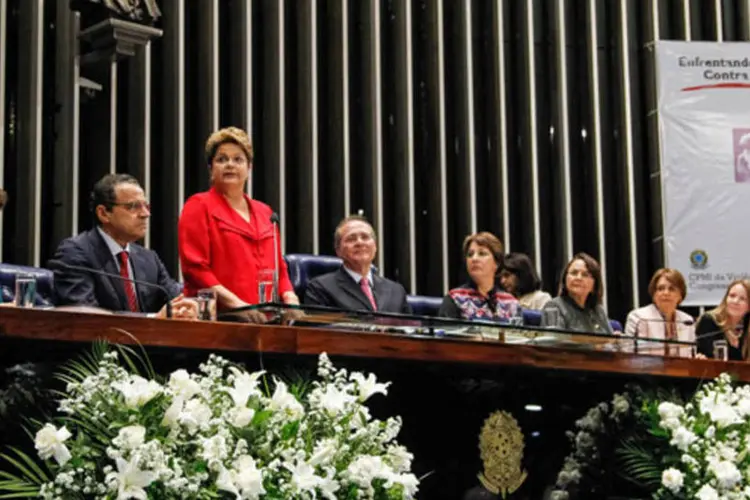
left=196, top=289, right=217, bottom=321
left=257, top=269, right=275, bottom=304
left=713, top=339, right=729, bottom=361
left=14, top=275, right=37, bottom=308
left=542, top=308, right=560, bottom=329
left=507, top=302, right=524, bottom=326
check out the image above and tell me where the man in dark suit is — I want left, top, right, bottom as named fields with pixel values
left=304, top=216, right=411, bottom=314
left=49, top=174, right=197, bottom=319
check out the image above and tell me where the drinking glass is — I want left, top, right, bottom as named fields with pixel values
left=257, top=269, right=275, bottom=304
left=508, top=302, right=523, bottom=326
left=542, top=309, right=560, bottom=329
left=196, top=288, right=217, bottom=321
left=713, top=340, right=729, bottom=361
left=14, top=275, right=36, bottom=308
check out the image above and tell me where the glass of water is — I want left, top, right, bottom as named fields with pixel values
left=257, top=269, right=275, bottom=304
left=196, top=288, right=217, bottom=321
left=506, top=302, right=524, bottom=326
left=713, top=339, right=729, bottom=361
left=542, top=308, right=561, bottom=329
left=14, top=274, right=37, bottom=308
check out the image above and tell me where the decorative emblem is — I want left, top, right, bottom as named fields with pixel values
left=689, top=249, right=708, bottom=270
left=477, top=411, right=527, bottom=498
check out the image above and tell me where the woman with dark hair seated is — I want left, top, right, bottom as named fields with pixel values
left=541, top=252, right=613, bottom=334
left=498, top=252, right=551, bottom=310
left=438, top=232, right=519, bottom=321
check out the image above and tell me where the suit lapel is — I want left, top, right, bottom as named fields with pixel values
left=336, top=267, right=374, bottom=311
left=89, top=229, right=130, bottom=310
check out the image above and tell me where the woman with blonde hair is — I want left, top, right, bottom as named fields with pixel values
left=178, top=127, right=299, bottom=321
left=696, top=279, right=750, bottom=360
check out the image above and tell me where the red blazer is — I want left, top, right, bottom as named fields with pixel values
left=178, top=187, right=293, bottom=305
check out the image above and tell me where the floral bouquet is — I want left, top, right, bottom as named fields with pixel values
left=0, top=346, right=419, bottom=499
left=652, top=373, right=750, bottom=499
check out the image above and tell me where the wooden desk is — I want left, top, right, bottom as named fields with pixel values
left=0, top=307, right=745, bottom=381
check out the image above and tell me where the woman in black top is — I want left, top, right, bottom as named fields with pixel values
left=696, top=279, right=750, bottom=361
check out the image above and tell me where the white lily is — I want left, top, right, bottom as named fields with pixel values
left=113, top=375, right=163, bottom=409
left=269, top=380, right=304, bottom=419
left=350, top=372, right=391, bottom=402
left=161, top=396, right=184, bottom=428
left=34, top=424, right=72, bottom=465
left=107, top=456, right=157, bottom=500
left=168, top=369, right=201, bottom=399
left=317, top=385, right=356, bottom=416
left=226, top=367, right=265, bottom=407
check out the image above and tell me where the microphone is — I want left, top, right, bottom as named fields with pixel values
left=270, top=212, right=280, bottom=304
left=48, top=259, right=173, bottom=318
left=628, top=316, right=696, bottom=354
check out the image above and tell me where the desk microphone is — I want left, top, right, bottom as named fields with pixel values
left=270, top=212, right=280, bottom=303
left=48, top=259, right=173, bottom=318
left=630, top=316, right=695, bottom=354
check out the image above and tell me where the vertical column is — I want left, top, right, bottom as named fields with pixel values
left=552, top=0, right=573, bottom=264
left=493, top=0, right=511, bottom=252
left=616, top=0, right=641, bottom=308
left=127, top=44, right=152, bottom=247
left=53, top=2, right=80, bottom=243
left=585, top=0, right=608, bottom=304
left=392, top=0, right=416, bottom=292
left=288, top=0, right=319, bottom=254
left=679, top=0, right=692, bottom=40
left=0, top=0, right=7, bottom=261
left=16, top=0, right=44, bottom=265
left=228, top=0, right=253, bottom=196
left=521, top=0, right=542, bottom=273
left=461, top=0, right=477, bottom=234
left=741, top=0, right=750, bottom=40
left=341, top=0, right=351, bottom=217
left=644, top=0, right=665, bottom=270
left=714, top=0, right=724, bottom=41
left=362, top=0, right=384, bottom=272
left=155, top=0, right=186, bottom=276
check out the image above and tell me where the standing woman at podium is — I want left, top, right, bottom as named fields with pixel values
left=178, top=127, right=299, bottom=320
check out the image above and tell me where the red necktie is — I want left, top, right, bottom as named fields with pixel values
left=118, top=251, right=139, bottom=312
left=360, top=278, right=377, bottom=311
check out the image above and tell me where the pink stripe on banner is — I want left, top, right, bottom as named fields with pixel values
left=681, top=82, right=750, bottom=92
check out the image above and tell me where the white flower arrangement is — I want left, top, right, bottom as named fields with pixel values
left=654, top=373, right=750, bottom=498
left=2, top=348, right=419, bottom=499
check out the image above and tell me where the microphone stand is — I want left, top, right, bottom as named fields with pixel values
left=270, top=213, right=280, bottom=304
left=49, top=260, right=173, bottom=318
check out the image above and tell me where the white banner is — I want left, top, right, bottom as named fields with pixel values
left=656, top=41, right=750, bottom=305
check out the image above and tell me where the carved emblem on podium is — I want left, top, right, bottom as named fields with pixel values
left=477, top=411, right=527, bottom=498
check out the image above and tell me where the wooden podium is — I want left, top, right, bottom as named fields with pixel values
left=0, top=308, right=745, bottom=499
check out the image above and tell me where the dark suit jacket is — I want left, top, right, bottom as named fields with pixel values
left=303, top=266, right=412, bottom=314
left=49, top=228, right=181, bottom=313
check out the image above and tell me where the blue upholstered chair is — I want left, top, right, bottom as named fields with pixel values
left=0, top=264, right=54, bottom=306
left=406, top=295, right=443, bottom=316
left=284, top=254, right=344, bottom=299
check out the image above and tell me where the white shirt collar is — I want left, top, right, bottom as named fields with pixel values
left=97, top=226, right=131, bottom=258
left=343, top=265, right=373, bottom=286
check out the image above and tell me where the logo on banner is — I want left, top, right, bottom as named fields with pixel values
left=690, top=249, right=709, bottom=270
left=735, top=129, right=750, bottom=183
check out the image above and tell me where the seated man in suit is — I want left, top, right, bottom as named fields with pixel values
left=304, top=215, right=411, bottom=314
left=49, top=174, right=197, bottom=319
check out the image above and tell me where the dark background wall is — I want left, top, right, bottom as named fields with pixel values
left=2, top=0, right=749, bottom=322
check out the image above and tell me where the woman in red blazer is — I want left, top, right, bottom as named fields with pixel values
left=178, top=127, right=298, bottom=312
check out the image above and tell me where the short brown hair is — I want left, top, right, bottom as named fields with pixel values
left=0, top=189, right=6, bottom=210
left=648, top=268, right=687, bottom=302
left=559, top=252, right=604, bottom=308
left=204, top=127, right=253, bottom=165
left=334, top=215, right=375, bottom=249
left=462, top=232, right=504, bottom=267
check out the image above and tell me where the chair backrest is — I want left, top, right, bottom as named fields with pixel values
left=284, top=254, right=344, bottom=299
left=0, top=264, right=54, bottom=305
left=407, top=295, right=443, bottom=317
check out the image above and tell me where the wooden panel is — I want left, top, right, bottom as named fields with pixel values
left=0, top=308, right=746, bottom=381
